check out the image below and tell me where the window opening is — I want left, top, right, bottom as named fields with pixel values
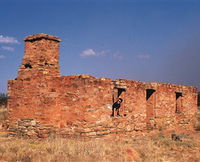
left=24, top=63, right=32, bottom=69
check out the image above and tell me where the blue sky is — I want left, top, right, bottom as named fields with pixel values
left=0, top=0, right=200, bottom=92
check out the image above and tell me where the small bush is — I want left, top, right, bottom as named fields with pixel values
left=0, top=93, right=7, bottom=107
left=195, top=124, right=200, bottom=131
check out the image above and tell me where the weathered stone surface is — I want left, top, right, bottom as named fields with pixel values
left=8, top=119, right=55, bottom=138
left=7, top=33, right=198, bottom=138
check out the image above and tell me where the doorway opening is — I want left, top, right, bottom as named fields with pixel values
left=117, top=88, right=126, bottom=98
left=146, top=89, right=156, bottom=129
left=112, top=88, right=126, bottom=116
left=175, top=92, right=183, bottom=113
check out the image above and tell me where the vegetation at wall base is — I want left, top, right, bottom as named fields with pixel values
left=0, top=134, right=199, bottom=162
left=0, top=93, right=7, bottom=107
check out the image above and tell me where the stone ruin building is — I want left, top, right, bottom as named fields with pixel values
left=7, top=33, right=198, bottom=137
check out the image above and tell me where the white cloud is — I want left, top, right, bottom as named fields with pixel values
left=137, top=54, right=150, bottom=59
left=80, top=49, right=96, bottom=57
left=0, top=55, right=6, bottom=59
left=98, top=50, right=110, bottom=56
left=1, top=46, right=14, bottom=52
left=80, top=49, right=110, bottom=58
left=80, top=48, right=123, bottom=60
left=0, top=35, right=19, bottom=44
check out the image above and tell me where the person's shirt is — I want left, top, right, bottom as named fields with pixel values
left=112, top=102, right=121, bottom=109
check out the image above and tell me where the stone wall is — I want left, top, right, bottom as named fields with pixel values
left=145, top=83, right=197, bottom=130
left=7, top=33, right=198, bottom=137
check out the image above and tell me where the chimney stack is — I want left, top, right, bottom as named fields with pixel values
left=17, top=33, right=61, bottom=80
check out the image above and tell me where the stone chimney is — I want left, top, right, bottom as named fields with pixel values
left=17, top=33, right=61, bottom=80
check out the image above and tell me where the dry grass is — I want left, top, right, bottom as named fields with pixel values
left=0, top=134, right=199, bottom=162
left=136, top=134, right=200, bottom=162
left=0, top=105, right=7, bottom=123
left=0, top=136, right=131, bottom=162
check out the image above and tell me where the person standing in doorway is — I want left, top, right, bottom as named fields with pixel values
left=111, top=98, right=123, bottom=117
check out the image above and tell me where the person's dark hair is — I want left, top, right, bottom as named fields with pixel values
left=118, top=98, right=123, bottom=102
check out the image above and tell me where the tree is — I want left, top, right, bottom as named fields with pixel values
left=0, top=93, right=7, bottom=106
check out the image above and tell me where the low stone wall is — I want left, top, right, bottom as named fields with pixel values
left=8, top=116, right=147, bottom=138
left=8, top=119, right=55, bottom=138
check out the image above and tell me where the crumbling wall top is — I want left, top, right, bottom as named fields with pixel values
left=145, top=82, right=197, bottom=93
left=24, top=33, right=61, bottom=42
